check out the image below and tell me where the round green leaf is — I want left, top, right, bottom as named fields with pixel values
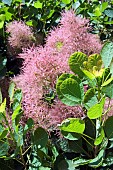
left=60, top=78, right=83, bottom=105
left=68, top=52, right=88, bottom=78
left=56, top=73, right=84, bottom=106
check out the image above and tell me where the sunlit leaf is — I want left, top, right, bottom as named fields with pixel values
left=60, top=118, right=85, bottom=134
left=87, top=98, right=105, bottom=119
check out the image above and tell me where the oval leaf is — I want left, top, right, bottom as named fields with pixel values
left=56, top=74, right=84, bottom=106
left=60, top=118, right=85, bottom=134
left=87, top=98, right=105, bottom=119
left=68, top=52, right=88, bottom=78
left=101, top=42, right=113, bottom=68
left=32, top=127, right=48, bottom=148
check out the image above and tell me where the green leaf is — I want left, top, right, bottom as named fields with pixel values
left=102, top=152, right=113, bottom=167
left=84, top=88, right=98, bottom=109
left=73, top=157, right=91, bottom=167
left=0, top=14, right=5, bottom=29
left=82, top=69, right=95, bottom=80
left=104, top=21, right=113, bottom=24
left=11, top=99, right=19, bottom=111
left=104, top=9, right=113, bottom=18
left=60, top=78, right=83, bottom=104
left=87, top=98, right=105, bottom=119
left=26, top=20, right=33, bottom=26
left=8, top=82, right=15, bottom=101
left=101, top=42, right=113, bottom=68
left=13, top=89, right=22, bottom=102
left=0, top=99, right=6, bottom=113
left=0, top=14, right=5, bottom=21
left=14, top=126, right=23, bottom=147
left=39, top=167, right=51, bottom=170
left=12, top=105, right=22, bottom=121
left=87, top=54, right=102, bottom=71
left=56, top=74, right=84, bottom=106
left=2, top=0, right=12, bottom=5
left=68, top=52, right=88, bottom=78
left=34, top=1, right=42, bottom=8
left=94, top=128, right=105, bottom=146
left=0, top=21, right=4, bottom=29
left=0, top=141, right=9, bottom=157
left=60, top=118, right=85, bottom=134
left=84, top=118, right=96, bottom=139
left=100, top=2, right=108, bottom=12
left=104, top=116, right=113, bottom=140
left=61, top=130, right=81, bottom=140
left=94, top=7, right=101, bottom=17
left=88, top=149, right=104, bottom=168
left=4, top=7, right=13, bottom=21
left=32, top=127, right=48, bottom=148
left=68, top=139, right=83, bottom=153
left=84, top=118, right=95, bottom=151
left=102, top=83, right=113, bottom=98
left=101, top=77, right=113, bottom=86
left=0, top=129, right=8, bottom=140
left=0, top=124, right=4, bottom=134
left=62, top=0, right=71, bottom=4
left=24, top=118, right=34, bottom=135
left=110, top=60, right=113, bottom=76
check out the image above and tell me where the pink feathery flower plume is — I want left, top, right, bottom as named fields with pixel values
left=6, top=21, right=36, bottom=56
left=13, top=10, right=102, bottom=131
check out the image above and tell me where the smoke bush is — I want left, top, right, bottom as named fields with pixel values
left=13, top=10, right=102, bottom=131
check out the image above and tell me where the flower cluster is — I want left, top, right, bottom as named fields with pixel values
left=46, top=10, right=102, bottom=56
left=6, top=21, right=36, bottom=57
left=13, top=10, right=102, bottom=131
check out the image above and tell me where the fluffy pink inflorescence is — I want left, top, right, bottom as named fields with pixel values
left=13, top=46, right=84, bottom=130
left=13, top=10, right=102, bottom=131
left=46, top=10, right=102, bottom=56
left=6, top=21, right=36, bottom=56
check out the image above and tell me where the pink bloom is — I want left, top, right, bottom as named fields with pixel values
left=6, top=21, right=36, bottom=56
left=13, top=10, right=102, bottom=131
left=46, top=10, right=102, bottom=56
